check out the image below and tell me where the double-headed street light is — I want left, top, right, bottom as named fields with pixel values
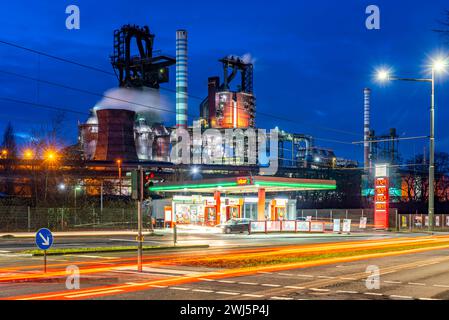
left=376, top=57, right=448, bottom=231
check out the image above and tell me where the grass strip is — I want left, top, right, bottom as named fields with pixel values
left=22, top=244, right=209, bottom=256
left=178, top=241, right=449, bottom=269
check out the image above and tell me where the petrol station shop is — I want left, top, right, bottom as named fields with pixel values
left=149, top=176, right=336, bottom=226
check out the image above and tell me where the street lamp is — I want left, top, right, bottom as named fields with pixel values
left=23, top=149, right=34, bottom=160
left=116, top=159, right=122, bottom=195
left=375, top=57, right=448, bottom=231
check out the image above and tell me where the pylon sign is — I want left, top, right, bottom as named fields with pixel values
left=374, top=164, right=389, bottom=229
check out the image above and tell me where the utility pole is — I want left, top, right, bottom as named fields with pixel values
left=100, top=180, right=104, bottom=213
left=429, top=68, right=435, bottom=232
left=137, top=166, right=143, bottom=272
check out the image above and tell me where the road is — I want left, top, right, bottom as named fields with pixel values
left=0, top=230, right=393, bottom=252
left=1, top=231, right=449, bottom=300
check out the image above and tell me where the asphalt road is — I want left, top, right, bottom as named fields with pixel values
left=1, top=232, right=448, bottom=300
left=0, top=230, right=404, bottom=252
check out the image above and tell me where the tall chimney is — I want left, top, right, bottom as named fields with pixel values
left=363, top=88, right=371, bottom=171
left=176, top=30, right=188, bottom=128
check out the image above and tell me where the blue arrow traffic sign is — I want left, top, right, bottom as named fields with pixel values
left=35, top=228, right=53, bottom=250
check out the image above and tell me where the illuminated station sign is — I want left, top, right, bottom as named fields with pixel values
left=374, top=164, right=389, bottom=229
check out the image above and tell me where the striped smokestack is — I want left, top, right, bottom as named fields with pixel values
left=364, top=88, right=371, bottom=171
left=176, top=30, right=188, bottom=128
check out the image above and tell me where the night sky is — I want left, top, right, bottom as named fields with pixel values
left=0, top=0, right=448, bottom=164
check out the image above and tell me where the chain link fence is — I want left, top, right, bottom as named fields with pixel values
left=0, top=206, right=149, bottom=232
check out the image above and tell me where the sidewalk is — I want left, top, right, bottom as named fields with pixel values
left=0, top=230, right=157, bottom=238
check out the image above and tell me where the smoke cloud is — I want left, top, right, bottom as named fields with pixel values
left=93, top=87, right=171, bottom=114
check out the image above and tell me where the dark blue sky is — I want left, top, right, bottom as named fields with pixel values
left=0, top=0, right=448, bottom=163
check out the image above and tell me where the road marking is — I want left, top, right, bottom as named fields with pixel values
left=416, top=262, right=439, bottom=267
left=64, top=289, right=123, bottom=298
left=0, top=250, right=11, bottom=253
left=242, top=294, right=264, bottom=298
left=389, top=295, right=413, bottom=299
left=336, top=290, right=358, bottom=294
left=278, top=273, right=294, bottom=276
left=192, top=289, right=214, bottom=293
left=70, top=255, right=115, bottom=259
left=238, top=282, right=258, bottom=285
left=285, top=286, right=305, bottom=289
left=419, top=297, right=441, bottom=300
left=271, top=296, right=293, bottom=300
left=257, top=271, right=272, bottom=274
left=364, top=292, right=383, bottom=296
left=261, top=283, right=281, bottom=287
left=0, top=253, right=32, bottom=257
left=340, top=277, right=356, bottom=280
left=309, top=288, right=330, bottom=292
left=432, top=284, right=449, bottom=288
left=216, top=291, right=240, bottom=295
left=169, top=287, right=190, bottom=291
left=384, top=280, right=402, bottom=284
left=148, top=284, right=167, bottom=288
left=217, top=280, right=235, bottom=284
left=408, top=282, right=425, bottom=286
left=317, top=275, right=335, bottom=279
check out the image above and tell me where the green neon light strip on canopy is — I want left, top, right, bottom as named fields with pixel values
left=256, top=181, right=336, bottom=189
left=149, top=180, right=336, bottom=192
left=149, top=182, right=238, bottom=192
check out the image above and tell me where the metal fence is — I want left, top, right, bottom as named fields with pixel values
left=0, top=206, right=149, bottom=232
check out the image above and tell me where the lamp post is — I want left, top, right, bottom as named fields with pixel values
left=376, top=58, right=447, bottom=231
left=116, top=159, right=122, bottom=195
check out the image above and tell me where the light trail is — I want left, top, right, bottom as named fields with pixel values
left=7, top=238, right=449, bottom=300
left=0, top=235, right=445, bottom=283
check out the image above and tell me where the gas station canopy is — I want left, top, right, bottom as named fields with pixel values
left=149, top=176, right=336, bottom=194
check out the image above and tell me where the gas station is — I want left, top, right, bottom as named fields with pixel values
left=149, top=176, right=336, bottom=226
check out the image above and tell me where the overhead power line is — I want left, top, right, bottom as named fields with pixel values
left=0, top=38, right=362, bottom=138
left=351, top=136, right=429, bottom=144
left=0, top=97, right=89, bottom=116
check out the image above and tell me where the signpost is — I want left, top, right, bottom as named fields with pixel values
left=342, top=219, right=352, bottom=233
left=131, top=167, right=144, bottom=272
left=35, top=228, right=53, bottom=273
left=359, top=217, right=367, bottom=229
left=333, top=219, right=341, bottom=233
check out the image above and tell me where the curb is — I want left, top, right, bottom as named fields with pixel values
left=24, top=244, right=210, bottom=256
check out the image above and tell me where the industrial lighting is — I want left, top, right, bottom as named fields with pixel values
left=1, top=149, right=7, bottom=158
left=191, top=166, right=200, bottom=174
left=58, top=183, right=66, bottom=191
left=44, top=149, right=58, bottom=162
left=314, top=156, right=321, bottom=162
left=23, top=149, right=33, bottom=159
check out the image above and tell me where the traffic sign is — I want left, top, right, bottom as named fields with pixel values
left=35, top=228, right=53, bottom=250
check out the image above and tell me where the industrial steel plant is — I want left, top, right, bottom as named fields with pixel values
left=2, top=2, right=449, bottom=307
